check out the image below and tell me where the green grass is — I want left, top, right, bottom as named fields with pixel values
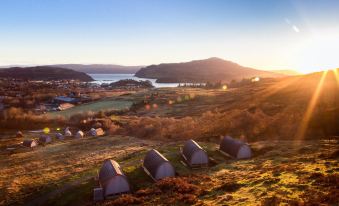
left=48, top=98, right=133, bottom=118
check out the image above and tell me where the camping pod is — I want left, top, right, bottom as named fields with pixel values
left=23, top=139, right=38, bottom=148
left=89, top=128, right=96, bottom=136
left=143, top=149, right=175, bottom=181
left=16, top=131, right=23, bottom=138
left=75, top=130, right=84, bottom=138
left=90, top=128, right=105, bottom=136
left=65, top=130, right=72, bottom=137
left=98, top=159, right=131, bottom=197
left=65, top=127, right=72, bottom=137
left=39, top=135, right=52, bottom=144
left=181, top=139, right=209, bottom=167
left=219, top=136, right=252, bottom=159
left=55, top=133, right=64, bottom=140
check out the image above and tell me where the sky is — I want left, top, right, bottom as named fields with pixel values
left=0, top=0, right=339, bottom=73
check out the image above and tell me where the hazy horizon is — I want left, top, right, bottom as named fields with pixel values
left=1, top=0, right=339, bottom=73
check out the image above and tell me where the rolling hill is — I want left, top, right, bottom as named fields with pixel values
left=135, top=57, right=284, bottom=83
left=0, top=66, right=94, bottom=81
left=269, top=69, right=301, bottom=76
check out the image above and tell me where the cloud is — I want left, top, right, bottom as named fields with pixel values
left=285, top=18, right=300, bottom=33
left=292, top=25, right=300, bottom=33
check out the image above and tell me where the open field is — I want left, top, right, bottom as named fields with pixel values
left=0, top=134, right=159, bottom=206
left=0, top=133, right=337, bottom=205
left=48, top=98, right=134, bottom=118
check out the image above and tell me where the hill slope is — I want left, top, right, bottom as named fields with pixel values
left=0, top=66, right=94, bottom=81
left=49, top=64, right=142, bottom=74
left=269, top=69, right=301, bottom=76
left=135, top=57, right=284, bottom=83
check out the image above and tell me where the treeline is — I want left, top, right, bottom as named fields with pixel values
left=101, top=79, right=154, bottom=88
left=178, top=78, right=263, bottom=89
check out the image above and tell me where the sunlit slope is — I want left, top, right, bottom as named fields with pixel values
left=128, top=70, right=339, bottom=141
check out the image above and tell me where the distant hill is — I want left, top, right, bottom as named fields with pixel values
left=269, top=70, right=301, bottom=76
left=135, top=57, right=284, bottom=83
left=48, top=64, right=142, bottom=74
left=0, top=66, right=94, bottom=81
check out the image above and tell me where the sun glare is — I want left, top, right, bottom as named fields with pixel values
left=295, top=70, right=328, bottom=141
left=297, top=33, right=339, bottom=74
left=333, top=68, right=339, bottom=87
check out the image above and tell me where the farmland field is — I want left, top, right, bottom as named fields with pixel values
left=48, top=98, right=134, bottom=118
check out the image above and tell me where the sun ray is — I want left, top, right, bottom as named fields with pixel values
left=258, top=76, right=301, bottom=100
left=333, top=68, right=339, bottom=87
left=295, top=70, right=328, bottom=141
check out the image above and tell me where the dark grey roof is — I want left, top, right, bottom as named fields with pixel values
left=55, top=133, right=64, bottom=139
left=219, top=136, right=246, bottom=157
left=39, top=135, right=52, bottom=143
left=182, top=139, right=204, bottom=162
left=143, top=149, right=170, bottom=178
left=99, top=160, right=125, bottom=187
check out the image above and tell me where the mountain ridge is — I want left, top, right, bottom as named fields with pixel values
left=0, top=64, right=143, bottom=74
left=0, top=66, right=94, bottom=81
left=135, top=57, right=285, bottom=83
left=48, top=64, right=142, bottom=74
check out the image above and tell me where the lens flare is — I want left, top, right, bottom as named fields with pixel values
left=333, top=68, right=339, bottom=87
left=259, top=77, right=301, bottom=100
left=145, top=104, right=151, bottom=110
left=43, top=127, right=50, bottom=134
left=295, top=70, right=328, bottom=141
left=222, top=85, right=228, bottom=90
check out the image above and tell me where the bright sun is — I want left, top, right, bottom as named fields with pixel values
left=297, top=32, right=339, bottom=74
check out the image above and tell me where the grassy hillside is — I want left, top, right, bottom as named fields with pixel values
left=0, top=70, right=338, bottom=205
left=0, top=133, right=337, bottom=205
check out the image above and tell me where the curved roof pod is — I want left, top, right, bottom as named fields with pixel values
left=99, top=160, right=130, bottom=197
left=143, top=149, right=175, bottom=181
left=219, top=136, right=252, bottom=159
left=16, top=131, right=23, bottom=138
left=65, top=130, right=72, bottom=137
left=182, top=139, right=209, bottom=167
left=23, top=139, right=38, bottom=148
left=55, top=133, right=64, bottom=140
left=89, top=128, right=96, bottom=136
left=39, top=135, right=52, bottom=144
left=90, top=128, right=105, bottom=136
left=65, top=127, right=72, bottom=137
left=75, top=131, right=84, bottom=138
